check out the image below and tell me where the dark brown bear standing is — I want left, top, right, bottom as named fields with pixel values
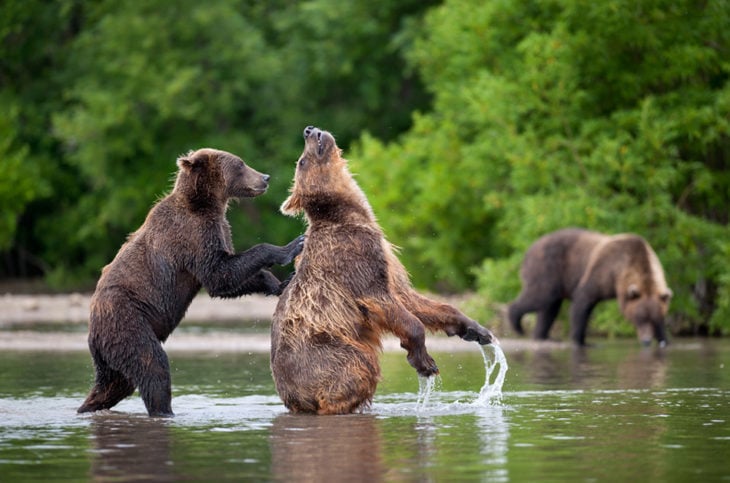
left=508, top=228, right=672, bottom=346
left=271, top=127, right=495, bottom=415
left=78, top=148, right=304, bottom=417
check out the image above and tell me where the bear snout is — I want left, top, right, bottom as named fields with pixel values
left=302, top=126, right=334, bottom=157
left=303, top=126, right=316, bottom=138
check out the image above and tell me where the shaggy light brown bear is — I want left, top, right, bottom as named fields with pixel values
left=271, top=126, right=495, bottom=415
left=508, top=228, right=672, bottom=346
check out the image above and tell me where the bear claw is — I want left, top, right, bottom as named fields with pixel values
left=463, top=325, right=494, bottom=345
left=418, top=364, right=439, bottom=378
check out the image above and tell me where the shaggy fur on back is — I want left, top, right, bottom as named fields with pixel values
left=271, top=126, right=495, bottom=414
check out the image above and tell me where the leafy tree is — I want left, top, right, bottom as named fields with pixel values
left=0, top=0, right=82, bottom=277
left=352, top=0, right=730, bottom=334
left=49, top=0, right=287, bottom=283
left=1, top=0, right=433, bottom=286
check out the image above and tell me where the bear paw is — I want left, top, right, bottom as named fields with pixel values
left=410, top=353, right=439, bottom=377
left=462, top=324, right=495, bottom=345
left=279, top=235, right=305, bottom=265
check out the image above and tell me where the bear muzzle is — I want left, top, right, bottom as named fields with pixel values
left=303, top=126, right=334, bottom=157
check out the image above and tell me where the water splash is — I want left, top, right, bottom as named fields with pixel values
left=416, top=374, right=442, bottom=412
left=476, top=343, right=509, bottom=405
left=409, top=342, right=508, bottom=414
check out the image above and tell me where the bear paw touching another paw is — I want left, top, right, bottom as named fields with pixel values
left=507, top=228, right=672, bottom=347
left=271, top=126, right=496, bottom=415
left=78, top=148, right=303, bottom=418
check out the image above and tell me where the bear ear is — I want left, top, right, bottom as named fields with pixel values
left=280, top=193, right=302, bottom=216
left=177, top=150, right=211, bottom=172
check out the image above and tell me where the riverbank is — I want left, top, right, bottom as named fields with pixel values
left=0, top=293, right=565, bottom=352
left=0, top=292, right=277, bottom=325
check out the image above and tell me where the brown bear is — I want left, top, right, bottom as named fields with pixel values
left=77, top=148, right=304, bottom=417
left=507, top=228, right=672, bottom=346
left=270, top=126, right=495, bottom=415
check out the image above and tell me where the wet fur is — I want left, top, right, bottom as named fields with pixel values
left=271, top=127, right=494, bottom=414
left=78, top=149, right=303, bottom=417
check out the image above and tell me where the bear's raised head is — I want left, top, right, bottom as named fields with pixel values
left=614, top=236, right=673, bottom=346
left=281, top=126, right=374, bottom=223
left=175, top=148, right=270, bottom=210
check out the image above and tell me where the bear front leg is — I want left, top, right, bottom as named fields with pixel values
left=242, top=269, right=296, bottom=296
left=376, top=301, right=439, bottom=377
left=399, top=291, right=494, bottom=345
left=202, top=235, right=304, bottom=298
left=259, top=235, right=305, bottom=266
left=569, top=294, right=598, bottom=346
left=213, top=269, right=284, bottom=298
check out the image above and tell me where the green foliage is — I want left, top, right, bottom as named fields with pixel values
left=352, top=0, right=730, bottom=334
left=1, top=0, right=432, bottom=283
left=2, top=0, right=729, bottom=336
left=0, top=102, right=48, bottom=250
left=50, top=0, right=282, bottom=279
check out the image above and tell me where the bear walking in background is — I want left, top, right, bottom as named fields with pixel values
left=78, top=149, right=304, bottom=417
left=271, top=126, right=495, bottom=415
left=508, top=228, right=672, bottom=346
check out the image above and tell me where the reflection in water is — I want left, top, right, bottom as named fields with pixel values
left=414, top=415, right=437, bottom=477
left=510, top=343, right=670, bottom=390
left=89, top=414, right=178, bottom=482
left=616, top=347, right=668, bottom=389
left=270, top=413, right=383, bottom=482
left=0, top=342, right=728, bottom=481
left=478, top=406, right=509, bottom=482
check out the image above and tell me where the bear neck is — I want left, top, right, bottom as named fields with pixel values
left=174, top=188, right=227, bottom=215
left=303, top=191, right=374, bottom=225
left=173, top=168, right=227, bottom=214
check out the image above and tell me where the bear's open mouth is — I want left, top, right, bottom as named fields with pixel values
left=316, top=132, right=324, bottom=156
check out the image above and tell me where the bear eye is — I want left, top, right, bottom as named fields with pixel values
left=298, top=157, right=306, bottom=167
left=659, top=293, right=671, bottom=303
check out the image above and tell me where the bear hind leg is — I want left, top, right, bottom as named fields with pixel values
left=136, top=344, right=174, bottom=418
left=78, top=363, right=135, bottom=414
left=507, top=301, right=527, bottom=335
left=533, top=299, right=562, bottom=340
left=508, top=292, right=544, bottom=336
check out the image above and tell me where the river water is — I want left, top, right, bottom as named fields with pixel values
left=0, top=333, right=728, bottom=481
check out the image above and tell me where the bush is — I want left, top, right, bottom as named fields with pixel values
left=352, top=0, right=730, bottom=334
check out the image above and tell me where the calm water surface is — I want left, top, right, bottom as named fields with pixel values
left=1, top=335, right=729, bottom=482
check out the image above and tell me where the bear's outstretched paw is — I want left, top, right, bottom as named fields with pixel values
left=417, top=362, right=440, bottom=378
left=279, top=235, right=305, bottom=265
left=462, top=324, right=495, bottom=345
left=410, top=353, right=439, bottom=378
